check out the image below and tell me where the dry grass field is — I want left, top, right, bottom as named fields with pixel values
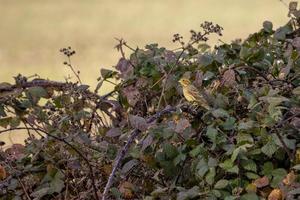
left=0, top=0, right=290, bottom=147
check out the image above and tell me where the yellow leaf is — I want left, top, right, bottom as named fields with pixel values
left=282, top=171, right=296, bottom=186
left=268, top=189, right=283, bottom=200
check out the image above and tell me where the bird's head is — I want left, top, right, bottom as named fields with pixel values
left=179, top=78, right=191, bottom=87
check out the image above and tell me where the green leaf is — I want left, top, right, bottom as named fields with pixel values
left=231, top=144, right=252, bottom=162
left=274, top=24, right=293, bottom=40
left=27, top=86, right=48, bottom=98
left=219, top=159, right=239, bottom=174
left=237, top=133, right=253, bottom=144
left=206, top=127, right=218, bottom=147
left=189, top=144, right=203, bottom=157
left=238, top=120, right=255, bottom=130
left=31, top=187, right=50, bottom=199
left=196, top=158, right=209, bottom=177
left=205, top=168, right=216, bottom=185
left=212, top=108, right=229, bottom=118
left=261, top=139, right=278, bottom=157
left=263, top=21, right=273, bottom=33
left=292, top=86, right=300, bottom=95
left=177, top=186, right=200, bottom=200
left=49, top=171, right=65, bottom=193
left=245, top=172, right=259, bottom=179
left=222, top=117, right=236, bottom=130
left=271, top=168, right=287, bottom=187
left=262, top=162, right=274, bottom=177
left=214, top=179, right=229, bottom=189
left=241, top=159, right=257, bottom=172
left=240, top=193, right=259, bottom=200
left=100, top=68, right=116, bottom=79
left=198, top=54, right=213, bottom=67
left=0, top=117, right=12, bottom=128
left=163, top=143, right=178, bottom=159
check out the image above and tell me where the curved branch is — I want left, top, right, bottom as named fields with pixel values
left=102, top=106, right=176, bottom=200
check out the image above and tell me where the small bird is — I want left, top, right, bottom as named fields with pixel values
left=178, top=78, right=211, bottom=110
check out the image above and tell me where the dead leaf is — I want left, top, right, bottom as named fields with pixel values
left=222, top=69, right=236, bottom=87
left=194, top=70, right=203, bottom=88
left=292, top=37, right=300, bottom=49
left=268, top=189, right=283, bottom=200
left=175, top=118, right=191, bottom=133
left=122, top=85, right=141, bottom=107
left=102, top=164, right=112, bottom=177
left=253, top=176, right=270, bottom=188
left=5, top=144, right=25, bottom=160
left=129, top=115, right=148, bottom=131
left=119, top=181, right=135, bottom=199
left=283, top=171, right=296, bottom=186
left=136, top=78, right=148, bottom=88
left=0, top=165, right=7, bottom=180
left=291, top=117, right=300, bottom=129
left=278, top=65, right=291, bottom=80
left=115, top=58, right=134, bottom=79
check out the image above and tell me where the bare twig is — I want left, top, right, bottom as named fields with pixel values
left=101, top=106, right=176, bottom=200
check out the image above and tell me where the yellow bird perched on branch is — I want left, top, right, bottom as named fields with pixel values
left=179, top=78, right=211, bottom=110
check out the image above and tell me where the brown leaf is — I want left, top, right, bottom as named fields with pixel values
left=129, top=115, right=148, bottom=131
left=291, top=117, right=300, bottom=129
left=0, top=165, right=7, bottom=180
left=5, top=144, right=25, bottom=160
left=283, top=171, right=296, bottom=186
left=122, top=85, right=141, bottom=107
left=222, top=69, right=236, bottom=87
left=292, top=37, right=300, bottom=49
left=102, top=164, right=112, bottom=177
left=268, top=189, right=283, bottom=200
left=119, top=181, right=135, bottom=199
left=136, top=77, right=148, bottom=88
left=253, top=176, right=270, bottom=188
left=175, top=118, right=191, bottom=133
left=278, top=65, right=291, bottom=80
left=289, top=1, right=298, bottom=12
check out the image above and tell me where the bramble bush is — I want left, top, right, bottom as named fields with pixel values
left=1, top=2, right=300, bottom=200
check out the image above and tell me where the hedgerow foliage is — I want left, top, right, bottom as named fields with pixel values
left=1, top=3, right=300, bottom=200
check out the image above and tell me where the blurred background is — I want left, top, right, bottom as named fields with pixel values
left=0, top=0, right=291, bottom=147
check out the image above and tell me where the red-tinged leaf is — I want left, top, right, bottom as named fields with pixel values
left=253, top=176, right=269, bottom=188
left=122, top=85, right=141, bottom=107
left=222, top=69, right=236, bottom=87
left=115, top=58, right=134, bottom=79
